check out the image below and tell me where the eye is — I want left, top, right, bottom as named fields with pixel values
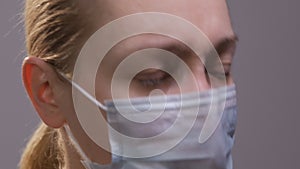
left=134, top=69, right=172, bottom=88
left=205, top=60, right=232, bottom=79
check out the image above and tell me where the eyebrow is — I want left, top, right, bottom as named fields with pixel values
left=214, top=35, right=239, bottom=56
left=158, top=34, right=239, bottom=58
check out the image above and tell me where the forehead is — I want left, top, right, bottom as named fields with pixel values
left=82, top=0, right=234, bottom=44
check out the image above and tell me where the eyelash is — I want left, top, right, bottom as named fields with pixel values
left=135, top=71, right=172, bottom=87
left=204, top=63, right=231, bottom=79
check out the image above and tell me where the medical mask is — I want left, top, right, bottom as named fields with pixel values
left=64, top=83, right=237, bottom=169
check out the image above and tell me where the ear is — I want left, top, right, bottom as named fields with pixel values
left=22, top=57, right=66, bottom=128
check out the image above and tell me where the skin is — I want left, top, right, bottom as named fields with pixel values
left=22, top=0, right=237, bottom=168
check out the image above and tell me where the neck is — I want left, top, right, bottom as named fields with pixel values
left=60, top=125, right=112, bottom=168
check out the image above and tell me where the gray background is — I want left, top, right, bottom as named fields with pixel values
left=1, top=0, right=299, bottom=168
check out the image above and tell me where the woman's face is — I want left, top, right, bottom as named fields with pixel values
left=61, top=0, right=237, bottom=164
left=82, top=0, right=237, bottom=99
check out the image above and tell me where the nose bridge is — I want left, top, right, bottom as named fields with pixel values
left=183, top=59, right=211, bottom=93
left=194, top=70, right=211, bottom=92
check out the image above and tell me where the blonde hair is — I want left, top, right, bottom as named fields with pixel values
left=20, top=124, right=65, bottom=169
left=20, top=0, right=86, bottom=168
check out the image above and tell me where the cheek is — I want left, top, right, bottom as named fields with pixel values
left=95, top=70, right=113, bottom=102
left=57, top=86, right=76, bottom=121
left=64, top=76, right=112, bottom=163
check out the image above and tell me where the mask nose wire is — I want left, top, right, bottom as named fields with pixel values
left=57, top=71, right=108, bottom=112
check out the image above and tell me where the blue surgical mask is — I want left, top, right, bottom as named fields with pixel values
left=64, top=82, right=237, bottom=169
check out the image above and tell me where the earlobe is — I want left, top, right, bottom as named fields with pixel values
left=22, top=57, right=66, bottom=128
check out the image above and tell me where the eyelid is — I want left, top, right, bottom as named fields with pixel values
left=205, top=59, right=232, bottom=78
left=134, top=69, right=171, bottom=87
left=135, top=69, right=167, bottom=79
left=215, top=36, right=237, bottom=59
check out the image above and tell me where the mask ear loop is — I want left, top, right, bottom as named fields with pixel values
left=57, top=71, right=108, bottom=112
left=64, top=125, right=93, bottom=169
left=56, top=71, right=109, bottom=168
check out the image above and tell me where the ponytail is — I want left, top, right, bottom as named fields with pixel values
left=19, top=123, right=65, bottom=169
left=22, top=0, right=85, bottom=168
